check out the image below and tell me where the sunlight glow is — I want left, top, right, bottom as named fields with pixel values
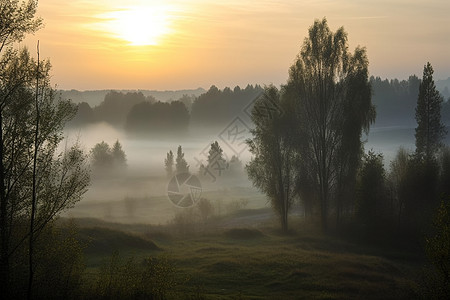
left=100, top=5, right=172, bottom=46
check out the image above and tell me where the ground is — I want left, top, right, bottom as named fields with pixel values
left=72, top=212, right=424, bottom=299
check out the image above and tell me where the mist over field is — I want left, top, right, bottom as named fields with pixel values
left=61, top=82, right=450, bottom=225
left=3, top=1, right=450, bottom=298
left=62, top=121, right=263, bottom=224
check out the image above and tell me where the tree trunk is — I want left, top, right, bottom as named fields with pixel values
left=0, top=112, right=10, bottom=297
left=27, top=41, right=40, bottom=300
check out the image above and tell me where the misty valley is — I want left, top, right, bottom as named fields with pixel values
left=2, top=2, right=450, bottom=300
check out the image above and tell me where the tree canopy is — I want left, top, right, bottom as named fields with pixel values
left=415, top=62, right=447, bottom=161
left=285, top=18, right=375, bottom=231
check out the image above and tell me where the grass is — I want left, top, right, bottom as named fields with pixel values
left=73, top=218, right=424, bottom=299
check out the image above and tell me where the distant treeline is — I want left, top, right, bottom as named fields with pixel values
left=60, top=88, right=206, bottom=107
left=371, top=76, right=450, bottom=126
left=67, top=85, right=264, bottom=134
left=67, top=80, right=450, bottom=133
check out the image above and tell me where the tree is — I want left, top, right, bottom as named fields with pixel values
left=206, top=141, right=227, bottom=177
left=0, top=49, right=89, bottom=299
left=228, top=155, right=244, bottom=175
left=0, top=0, right=42, bottom=52
left=1, top=2, right=89, bottom=297
left=175, top=145, right=189, bottom=174
left=356, top=151, right=387, bottom=232
left=285, top=18, right=374, bottom=231
left=125, top=100, right=189, bottom=136
left=439, top=147, right=450, bottom=197
left=90, top=140, right=127, bottom=175
left=389, top=147, right=411, bottom=227
left=111, top=140, right=126, bottom=169
left=1, top=2, right=42, bottom=289
left=246, top=85, right=298, bottom=233
left=415, top=62, right=447, bottom=161
left=90, top=141, right=113, bottom=171
left=164, top=150, right=174, bottom=178
left=197, top=198, right=213, bottom=223
left=423, top=199, right=450, bottom=299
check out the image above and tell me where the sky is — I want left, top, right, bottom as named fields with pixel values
left=21, top=0, right=450, bottom=91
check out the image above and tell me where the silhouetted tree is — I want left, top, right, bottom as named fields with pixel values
left=415, top=62, right=447, bottom=161
left=0, top=2, right=90, bottom=298
left=228, top=155, right=244, bottom=175
left=206, top=141, right=227, bottom=176
left=91, top=140, right=127, bottom=174
left=439, top=147, right=450, bottom=197
left=423, top=199, right=450, bottom=299
left=94, top=91, right=148, bottom=126
left=389, top=147, right=410, bottom=227
left=191, top=84, right=263, bottom=128
left=125, top=100, right=189, bottom=136
left=197, top=198, right=213, bottom=223
left=111, top=140, right=126, bottom=169
left=403, top=156, right=440, bottom=230
left=175, top=145, right=189, bottom=174
left=285, top=18, right=374, bottom=231
left=67, top=102, right=94, bottom=127
left=356, top=151, right=387, bottom=232
left=90, top=141, right=113, bottom=171
left=165, top=150, right=174, bottom=178
left=246, top=86, right=298, bottom=233
left=370, top=75, right=420, bottom=127
left=177, top=94, right=194, bottom=111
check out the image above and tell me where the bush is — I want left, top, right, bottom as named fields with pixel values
left=356, top=151, right=387, bottom=232
left=93, top=252, right=177, bottom=300
left=422, top=200, right=450, bottom=299
left=8, top=220, right=86, bottom=299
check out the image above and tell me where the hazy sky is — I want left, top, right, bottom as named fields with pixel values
left=21, top=0, right=450, bottom=90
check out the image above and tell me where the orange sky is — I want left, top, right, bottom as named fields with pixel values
left=21, top=0, right=450, bottom=90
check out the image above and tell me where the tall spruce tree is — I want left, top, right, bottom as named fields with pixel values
left=415, top=62, right=447, bottom=161
left=165, top=150, right=174, bottom=177
left=175, top=145, right=189, bottom=174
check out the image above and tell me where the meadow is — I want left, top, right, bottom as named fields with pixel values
left=71, top=211, right=424, bottom=299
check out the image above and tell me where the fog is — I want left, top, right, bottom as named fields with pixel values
left=62, top=122, right=266, bottom=224
left=60, top=121, right=450, bottom=225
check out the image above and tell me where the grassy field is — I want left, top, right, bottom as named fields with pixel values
left=73, top=216, right=425, bottom=300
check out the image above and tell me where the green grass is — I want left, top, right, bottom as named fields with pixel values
left=75, top=219, right=424, bottom=299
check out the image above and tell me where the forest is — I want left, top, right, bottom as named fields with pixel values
left=1, top=1, right=450, bottom=299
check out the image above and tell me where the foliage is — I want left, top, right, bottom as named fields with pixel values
left=387, top=147, right=442, bottom=231
left=0, top=0, right=42, bottom=51
left=356, top=151, right=387, bottom=232
left=94, top=252, right=177, bottom=300
left=246, top=85, right=298, bottom=232
left=8, top=220, right=86, bottom=299
left=439, top=147, right=450, bottom=197
left=199, top=141, right=228, bottom=179
left=388, top=147, right=410, bottom=226
left=95, top=91, right=151, bottom=126
left=164, top=150, right=174, bottom=178
left=191, top=84, right=263, bottom=127
left=175, top=145, right=189, bottom=174
left=197, top=198, right=213, bottom=223
left=1, top=36, right=89, bottom=300
left=415, top=62, right=447, bottom=161
left=90, top=140, right=127, bottom=175
left=228, top=155, right=243, bottom=175
left=422, top=199, right=450, bottom=299
left=370, top=75, right=420, bottom=126
left=285, top=17, right=374, bottom=231
left=125, top=100, right=189, bottom=136
left=91, top=141, right=113, bottom=169
left=111, top=139, right=126, bottom=168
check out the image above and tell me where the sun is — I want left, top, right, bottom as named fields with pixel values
left=102, top=6, right=171, bottom=46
